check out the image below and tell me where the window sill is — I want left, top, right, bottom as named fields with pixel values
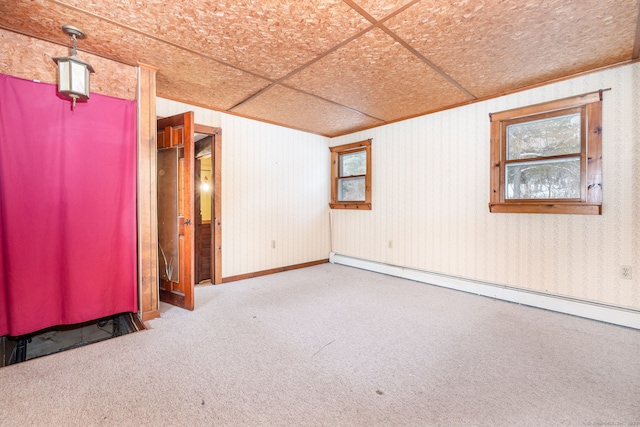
left=330, top=202, right=372, bottom=210
left=489, top=202, right=601, bottom=215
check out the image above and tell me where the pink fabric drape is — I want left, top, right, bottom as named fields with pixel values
left=0, top=74, right=137, bottom=337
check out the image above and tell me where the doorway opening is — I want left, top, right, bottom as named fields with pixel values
left=156, top=113, right=221, bottom=311
left=194, top=124, right=222, bottom=287
left=195, top=134, right=213, bottom=284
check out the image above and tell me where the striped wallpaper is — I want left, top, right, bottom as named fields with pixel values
left=158, top=99, right=332, bottom=278
left=330, top=62, right=640, bottom=311
left=219, top=114, right=331, bottom=277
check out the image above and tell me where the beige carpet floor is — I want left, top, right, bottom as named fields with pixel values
left=1, top=263, right=639, bottom=426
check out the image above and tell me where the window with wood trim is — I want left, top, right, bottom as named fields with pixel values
left=489, top=91, right=603, bottom=215
left=330, top=139, right=372, bottom=210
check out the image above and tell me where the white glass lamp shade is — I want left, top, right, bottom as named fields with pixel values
left=53, top=55, right=95, bottom=102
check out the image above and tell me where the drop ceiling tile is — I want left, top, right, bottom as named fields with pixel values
left=349, top=0, right=417, bottom=21
left=284, top=27, right=471, bottom=122
left=56, top=0, right=373, bottom=80
left=0, top=0, right=271, bottom=110
left=231, top=85, right=385, bottom=136
left=386, top=0, right=639, bottom=98
left=154, top=59, right=271, bottom=111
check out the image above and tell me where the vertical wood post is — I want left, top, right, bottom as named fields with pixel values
left=137, top=63, right=160, bottom=321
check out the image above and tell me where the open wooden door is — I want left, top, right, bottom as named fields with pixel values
left=157, top=112, right=195, bottom=310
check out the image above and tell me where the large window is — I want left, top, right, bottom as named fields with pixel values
left=489, top=91, right=603, bottom=215
left=330, top=139, right=371, bottom=210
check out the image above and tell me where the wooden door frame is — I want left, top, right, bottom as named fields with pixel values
left=194, top=123, right=222, bottom=285
left=157, top=112, right=195, bottom=310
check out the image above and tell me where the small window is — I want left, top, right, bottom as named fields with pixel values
left=330, top=139, right=371, bottom=210
left=489, top=91, right=603, bottom=215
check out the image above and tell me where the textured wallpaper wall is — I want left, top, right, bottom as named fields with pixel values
left=331, top=62, right=640, bottom=311
left=220, top=114, right=331, bottom=277
left=157, top=100, right=332, bottom=279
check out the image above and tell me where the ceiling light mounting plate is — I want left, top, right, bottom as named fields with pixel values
left=61, top=25, right=86, bottom=39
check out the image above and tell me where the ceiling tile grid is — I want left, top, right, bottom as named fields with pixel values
left=283, top=27, right=471, bottom=122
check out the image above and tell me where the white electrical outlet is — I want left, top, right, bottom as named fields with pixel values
left=620, top=265, right=632, bottom=280
left=388, top=240, right=392, bottom=249
left=271, top=240, right=276, bottom=249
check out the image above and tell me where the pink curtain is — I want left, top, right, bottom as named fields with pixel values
left=0, top=74, right=137, bottom=337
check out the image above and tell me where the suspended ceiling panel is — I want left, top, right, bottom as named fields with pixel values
left=1, top=0, right=638, bottom=137
left=232, top=84, right=384, bottom=136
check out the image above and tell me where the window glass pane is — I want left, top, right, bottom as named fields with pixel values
left=340, top=151, right=366, bottom=177
left=507, top=113, right=581, bottom=160
left=506, top=157, right=580, bottom=199
left=338, top=177, right=365, bottom=201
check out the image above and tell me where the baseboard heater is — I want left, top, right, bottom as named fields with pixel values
left=329, top=253, right=640, bottom=330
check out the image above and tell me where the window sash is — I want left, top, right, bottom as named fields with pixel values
left=500, top=106, right=588, bottom=203
left=338, top=149, right=366, bottom=179
left=338, top=176, right=366, bottom=201
left=505, top=111, right=582, bottom=161
left=505, top=157, right=582, bottom=201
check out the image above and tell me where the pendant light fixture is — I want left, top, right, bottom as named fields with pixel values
left=52, top=25, right=95, bottom=108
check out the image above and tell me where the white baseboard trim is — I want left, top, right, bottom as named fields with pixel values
left=329, top=253, right=640, bottom=330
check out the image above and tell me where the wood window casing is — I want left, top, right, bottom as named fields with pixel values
left=489, top=91, right=604, bottom=215
left=330, top=139, right=372, bottom=210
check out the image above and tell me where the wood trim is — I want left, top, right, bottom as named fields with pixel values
left=634, top=0, right=640, bottom=60
left=365, top=139, right=372, bottom=205
left=329, top=139, right=371, bottom=152
left=586, top=101, right=603, bottom=204
left=194, top=124, right=220, bottom=135
left=329, top=203, right=371, bottom=211
left=132, top=313, right=150, bottom=329
left=136, top=63, right=160, bottom=320
left=489, top=119, right=501, bottom=206
left=222, top=259, right=329, bottom=283
left=489, top=203, right=601, bottom=215
left=329, top=202, right=372, bottom=210
left=330, top=150, right=338, bottom=205
left=489, top=91, right=602, bottom=122
left=213, top=132, right=223, bottom=284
